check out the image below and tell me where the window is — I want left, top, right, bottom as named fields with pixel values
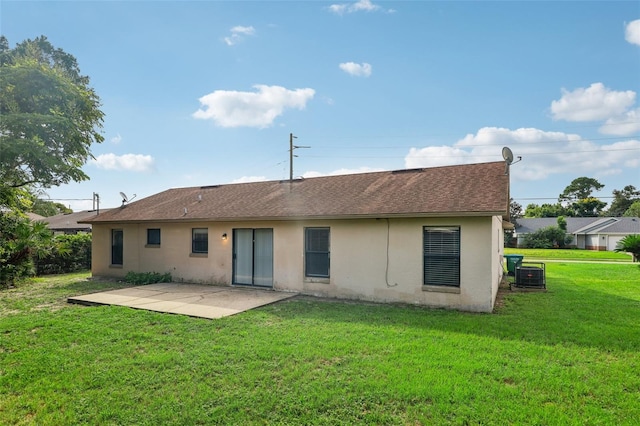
left=111, top=229, right=123, bottom=265
left=423, top=226, right=460, bottom=287
left=147, top=228, right=161, bottom=245
left=192, top=228, right=208, bottom=254
left=305, top=227, right=330, bottom=278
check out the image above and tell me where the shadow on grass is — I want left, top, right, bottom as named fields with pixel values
left=47, top=267, right=640, bottom=354
left=60, top=277, right=133, bottom=296
left=262, top=269, right=640, bottom=353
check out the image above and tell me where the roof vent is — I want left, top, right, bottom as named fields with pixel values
left=279, top=177, right=304, bottom=184
left=200, top=185, right=219, bottom=189
left=392, top=168, right=423, bottom=174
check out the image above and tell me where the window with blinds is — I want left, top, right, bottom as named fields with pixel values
left=423, top=226, right=460, bottom=287
left=305, top=227, right=330, bottom=278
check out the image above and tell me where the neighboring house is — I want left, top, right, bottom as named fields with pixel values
left=514, top=217, right=640, bottom=250
left=82, top=161, right=510, bottom=312
left=42, top=209, right=112, bottom=234
left=26, top=212, right=46, bottom=222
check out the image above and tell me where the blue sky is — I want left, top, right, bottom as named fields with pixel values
left=2, top=0, right=639, bottom=211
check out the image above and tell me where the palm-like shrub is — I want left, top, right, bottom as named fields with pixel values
left=614, top=234, right=640, bottom=262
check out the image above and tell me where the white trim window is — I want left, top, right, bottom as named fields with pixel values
left=423, top=226, right=460, bottom=287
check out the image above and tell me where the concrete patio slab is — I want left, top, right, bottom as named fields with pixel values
left=68, top=283, right=297, bottom=319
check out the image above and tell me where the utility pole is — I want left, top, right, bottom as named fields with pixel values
left=93, top=192, right=100, bottom=214
left=289, top=133, right=310, bottom=182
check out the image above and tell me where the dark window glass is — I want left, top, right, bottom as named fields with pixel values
left=112, top=229, right=123, bottom=265
left=192, top=228, right=208, bottom=253
left=147, top=228, right=161, bottom=245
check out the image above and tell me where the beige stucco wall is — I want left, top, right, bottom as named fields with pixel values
left=91, top=215, right=503, bottom=312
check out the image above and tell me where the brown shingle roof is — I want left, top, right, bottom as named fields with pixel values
left=43, top=209, right=113, bottom=230
left=83, top=161, right=509, bottom=223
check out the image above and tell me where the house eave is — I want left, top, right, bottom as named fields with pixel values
left=80, top=210, right=506, bottom=225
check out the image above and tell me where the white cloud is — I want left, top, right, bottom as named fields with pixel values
left=223, top=25, right=256, bottom=46
left=92, top=153, right=155, bottom=172
left=329, top=0, right=381, bottom=15
left=339, top=62, right=372, bottom=77
left=550, top=82, right=636, bottom=122
left=110, top=133, right=122, bottom=144
left=625, top=19, right=640, bottom=46
left=231, top=176, right=268, bottom=184
left=405, top=146, right=475, bottom=169
left=599, top=107, right=640, bottom=136
left=302, top=166, right=385, bottom=178
left=193, top=84, right=315, bottom=128
left=404, top=127, right=640, bottom=181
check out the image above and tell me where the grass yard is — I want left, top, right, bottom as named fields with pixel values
left=504, top=247, right=634, bottom=262
left=1, top=265, right=639, bottom=425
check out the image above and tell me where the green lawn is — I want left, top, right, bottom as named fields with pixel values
left=505, top=247, right=634, bottom=262
left=1, top=266, right=639, bottom=425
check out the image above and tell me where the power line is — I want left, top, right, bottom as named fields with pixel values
left=310, top=135, right=639, bottom=150
left=38, top=198, right=92, bottom=201
left=302, top=146, right=640, bottom=159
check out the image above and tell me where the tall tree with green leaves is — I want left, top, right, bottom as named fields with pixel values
left=509, top=198, right=523, bottom=221
left=524, top=203, right=573, bottom=218
left=0, top=36, right=104, bottom=208
left=609, top=185, right=640, bottom=217
left=624, top=201, right=640, bottom=218
left=559, top=177, right=607, bottom=217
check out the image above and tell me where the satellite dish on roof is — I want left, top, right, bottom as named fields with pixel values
left=502, top=147, right=514, bottom=164
left=119, top=192, right=137, bottom=206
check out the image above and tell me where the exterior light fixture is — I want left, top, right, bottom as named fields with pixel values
left=221, top=233, right=227, bottom=240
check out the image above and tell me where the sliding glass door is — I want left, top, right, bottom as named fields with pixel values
left=232, top=228, right=273, bottom=287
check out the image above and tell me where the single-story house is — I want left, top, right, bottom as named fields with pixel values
left=42, top=209, right=112, bottom=234
left=82, top=161, right=510, bottom=312
left=514, top=217, right=640, bottom=250
left=26, top=212, right=46, bottom=222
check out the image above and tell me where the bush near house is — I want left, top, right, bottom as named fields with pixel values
left=0, top=211, right=54, bottom=288
left=35, top=233, right=92, bottom=275
left=124, top=271, right=172, bottom=285
left=522, top=225, right=573, bottom=249
left=615, top=234, right=640, bottom=262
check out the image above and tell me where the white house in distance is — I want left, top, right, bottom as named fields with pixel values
left=514, top=217, right=640, bottom=251
left=82, top=161, right=511, bottom=313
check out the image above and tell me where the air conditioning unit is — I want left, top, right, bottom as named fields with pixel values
left=515, top=262, right=546, bottom=289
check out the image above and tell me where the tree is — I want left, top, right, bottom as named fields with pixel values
left=0, top=211, right=55, bottom=287
left=557, top=216, right=567, bottom=231
left=0, top=36, right=104, bottom=207
left=509, top=198, right=523, bottom=220
left=614, top=234, right=640, bottom=263
left=524, top=203, right=572, bottom=218
left=23, top=190, right=72, bottom=216
left=31, top=199, right=73, bottom=217
left=624, top=201, right=640, bottom=218
left=572, top=197, right=608, bottom=217
left=559, top=177, right=607, bottom=217
left=609, top=185, right=640, bottom=217
left=559, top=177, right=605, bottom=202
